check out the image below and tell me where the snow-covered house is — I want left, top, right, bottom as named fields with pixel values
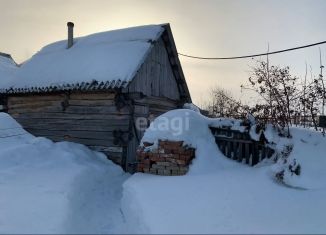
left=0, top=23, right=191, bottom=172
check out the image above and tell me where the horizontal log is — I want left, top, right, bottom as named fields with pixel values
left=10, top=112, right=131, bottom=120
left=21, top=123, right=129, bottom=132
left=134, top=97, right=177, bottom=109
left=26, top=128, right=127, bottom=141
left=69, top=92, right=115, bottom=100
left=88, top=145, right=123, bottom=153
left=67, top=99, right=115, bottom=106
left=9, top=111, right=131, bottom=119
left=63, top=105, right=130, bottom=115
left=16, top=117, right=130, bottom=127
left=9, top=104, right=64, bottom=113
left=8, top=100, right=63, bottom=110
left=32, top=134, right=122, bottom=147
left=9, top=105, right=130, bottom=115
left=8, top=94, right=66, bottom=105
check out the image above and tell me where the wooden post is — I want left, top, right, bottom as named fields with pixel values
left=245, top=143, right=250, bottom=164
left=233, top=142, right=238, bottom=160
left=238, top=142, right=243, bottom=162
left=251, top=143, right=259, bottom=166
left=227, top=141, right=231, bottom=158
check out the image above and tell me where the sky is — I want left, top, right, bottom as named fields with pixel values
left=0, top=0, right=326, bottom=106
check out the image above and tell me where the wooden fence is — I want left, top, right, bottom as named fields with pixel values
left=210, top=127, right=274, bottom=166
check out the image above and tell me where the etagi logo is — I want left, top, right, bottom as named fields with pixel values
left=135, top=111, right=190, bottom=136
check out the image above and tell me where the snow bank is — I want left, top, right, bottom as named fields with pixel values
left=0, top=25, right=164, bottom=90
left=122, top=109, right=326, bottom=234
left=0, top=113, right=129, bottom=233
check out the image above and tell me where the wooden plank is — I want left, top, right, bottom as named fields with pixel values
left=63, top=105, right=130, bottom=115
left=21, top=123, right=129, bottom=132
left=238, top=142, right=243, bottom=162
left=245, top=143, right=250, bottom=164
left=8, top=100, right=64, bottom=110
left=226, top=141, right=231, bottom=158
left=16, top=117, right=130, bottom=126
left=88, top=146, right=123, bottom=153
left=69, top=92, right=115, bottom=100
left=215, top=137, right=252, bottom=144
left=128, top=38, right=181, bottom=101
left=232, top=142, right=238, bottom=160
left=251, top=143, right=259, bottom=166
left=68, top=99, right=115, bottom=106
left=8, top=94, right=66, bottom=104
left=9, top=103, right=64, bottom=113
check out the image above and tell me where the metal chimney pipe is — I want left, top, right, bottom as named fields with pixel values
left=67, top=22, right=74, bottom=49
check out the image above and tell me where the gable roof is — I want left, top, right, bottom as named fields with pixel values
left=0, top=24, right=191, bottom=102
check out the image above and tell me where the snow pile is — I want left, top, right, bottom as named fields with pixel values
left=0, top=113, right=129, bottom=234
left=122, top=109, right=326, bottom=234
left=141, top=109, right=236, bottom=174
left=271, top=127, right=326, bottom=189
left=0, top=55, right=17, bottom=86
left=1, top=25, right=164, bottom=90
left=183, top=103, right=200, bottom=113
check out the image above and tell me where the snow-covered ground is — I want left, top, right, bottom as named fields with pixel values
left=122, top=109, right=326, bottom=234
left=0, top=113, right=129, bottom=234
left=1, top=110, right=326, bottom=234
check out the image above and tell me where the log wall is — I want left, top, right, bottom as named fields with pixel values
left=7, top=92, right=129, bottom=165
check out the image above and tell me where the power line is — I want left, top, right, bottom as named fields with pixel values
left=178, top=40, right=326, bottom=60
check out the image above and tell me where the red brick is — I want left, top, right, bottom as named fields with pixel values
left=150, top=156, right=160, bottom=162
left=179, top=155, right=186, bottom=160
left=143, top=159, right=151, bottom=165
left=165, top=158, right=178, bottom=164
left=157, top=162, right=170, bottom=166
left=169, top=141, right=184, bottom=147
left=185, top=149, right=195, bottom=155
left=159, top=153, right=169, bottom=158
left=176, top=159, right=186, bottom=165
left=158, top=140, right=168, bottom=147
left=163, top=149, right=172, bottom=154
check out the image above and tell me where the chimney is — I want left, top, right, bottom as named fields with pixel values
left=67, top=22, right=74, bottom=49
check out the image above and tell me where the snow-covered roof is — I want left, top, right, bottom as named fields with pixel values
left=0, top=53, right=18, bottom=88
left=0, top=25, right=164, bottom=93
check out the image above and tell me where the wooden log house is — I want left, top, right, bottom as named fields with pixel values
left=0, top=23, right=191, bottom=172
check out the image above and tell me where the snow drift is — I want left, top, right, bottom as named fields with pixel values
left=0, top=113, right=129, bottom=234
left=122, top=108, right=326, bottom=234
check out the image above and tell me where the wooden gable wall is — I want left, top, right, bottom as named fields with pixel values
left=126, top=38, right=180, bottom=100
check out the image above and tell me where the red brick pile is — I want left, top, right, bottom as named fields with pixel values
left=136, top=140, right=196, bottom=176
